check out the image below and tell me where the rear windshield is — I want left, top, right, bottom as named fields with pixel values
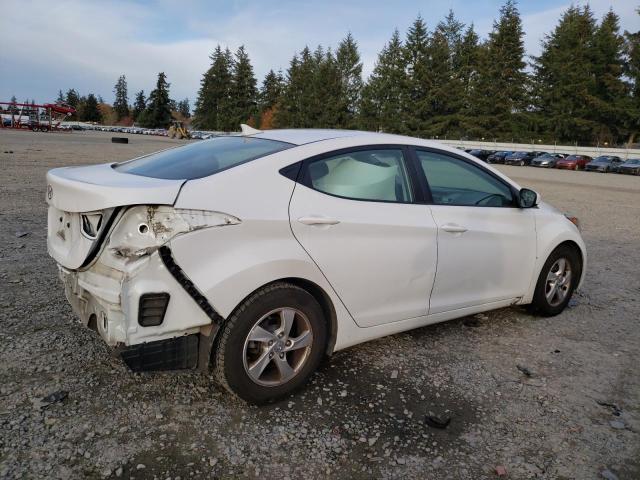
left=114, top=136, right=293, bottom=180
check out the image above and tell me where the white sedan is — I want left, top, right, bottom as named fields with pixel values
left=46, top=127, right=586, bottom=403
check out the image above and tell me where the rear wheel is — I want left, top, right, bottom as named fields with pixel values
left=519, top=160, right=525, bottom=166
left=213, top=283, right=327, bottom=404
left=529, top=245, right=581, bottom=316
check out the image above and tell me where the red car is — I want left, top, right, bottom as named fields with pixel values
left=556, top=155, right=592, bottom=170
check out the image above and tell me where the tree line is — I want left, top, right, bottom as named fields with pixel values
left=50, top=73, right=190, bottom=127
left=192, top=1, right=639, bottom=146
left=41, top=1, right=639, bottom=145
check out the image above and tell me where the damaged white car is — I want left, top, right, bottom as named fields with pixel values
left=47, top=127, right=586, bottom=403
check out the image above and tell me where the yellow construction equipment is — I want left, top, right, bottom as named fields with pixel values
left=168, top=120, right=190, bottom=139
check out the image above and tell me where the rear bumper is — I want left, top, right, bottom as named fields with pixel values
left=58, top=249, right=215, bottom=347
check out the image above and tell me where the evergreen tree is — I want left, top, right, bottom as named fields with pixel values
left=590, top=10, right=630, bottom=144
left=65, top=89, right=80, bottom=120
left=230, top=45, right=257, bottom=129
left=336, top=33, right=363, bottom=128
left=56, top=90, right=65, bottom=103
left=113, top=75, right=130, bottom=120
left=426, top=11, right=468, bottom=137
left=457, top=24, right=482, bottom=133
left=8, top=95, right=18, bottom=114
left=132, top=90, right=146, bottom=121
left=403, top=16, right=429, bottom=135
left=142, top=72, right=172, bottom=128
left=624, top=9, right=640, bottom=143
left=313, top=47, right=343, bottom=127
left=177, top=98, right=191, bottom=118
left=474, top=0, right=528, bottom=138
left=194, top=46, right=234, bottom=130
left=276, top=47, right=316, bottom=127
left=259, top=70, right=284, bottom=109
left=82, top=94, right=102, bottom=122
left=359, top=30, right=407, bottom=133
left=531, top=5, right=598, bottom=143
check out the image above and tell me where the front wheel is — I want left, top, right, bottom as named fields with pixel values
left=529, top=245, right=581, bottom=316
left=213, top=283, right=327, bottom=404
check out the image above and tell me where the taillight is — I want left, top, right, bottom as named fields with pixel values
left=107, top=206, right=241, bottom=258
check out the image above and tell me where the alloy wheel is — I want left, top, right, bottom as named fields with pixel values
left=242, top=308, right=313, bottom=386
left=545, top=258, right=572, bottom=307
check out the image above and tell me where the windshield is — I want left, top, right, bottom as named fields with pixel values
left=623, top=159, right=640, bottom=164
left=537, top=154, right=554, bottom=159
left=114, top=136, right=293, bottom=180
left=511, top=152, right=527, bottom=157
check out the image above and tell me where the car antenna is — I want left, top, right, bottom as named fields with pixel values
left=240, top=124, right=262, bottom=135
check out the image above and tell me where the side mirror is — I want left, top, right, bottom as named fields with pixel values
left=518, top=188, right=538, bottom=208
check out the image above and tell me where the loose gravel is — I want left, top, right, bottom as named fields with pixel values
left=1, top=130, right=638, bottom=479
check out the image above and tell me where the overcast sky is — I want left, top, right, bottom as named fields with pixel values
left=1, top=0, right=638, bottom=106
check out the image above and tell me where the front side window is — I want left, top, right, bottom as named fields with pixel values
left=305, top=149, right=412, bottom=203
left=416, top=150, right=514, bottom=207
left=114, top=136, right=293, bottom=180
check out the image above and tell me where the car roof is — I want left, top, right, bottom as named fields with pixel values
left=252, top=129, right=376, bottom=145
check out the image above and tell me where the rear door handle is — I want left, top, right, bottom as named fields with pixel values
left=297, top=216, right=340, bottom=226
left=441, top=223, right=468, bottom=233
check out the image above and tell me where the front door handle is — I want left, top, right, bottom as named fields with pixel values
left=441, top=223, right=468, bottom=233
left=297, top=216, right=340, bottom=226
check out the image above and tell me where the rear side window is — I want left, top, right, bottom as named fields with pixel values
left=305, top=149, right=413, bottom=203
left=114, top=136, right=293, bottom=180
left=416, top=150, right=514, bottom=207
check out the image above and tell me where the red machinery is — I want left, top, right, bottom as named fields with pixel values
left=0, top=101, right=77, bottom=131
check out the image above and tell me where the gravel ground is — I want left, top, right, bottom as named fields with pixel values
left=0, top=130, right=638, bottom=479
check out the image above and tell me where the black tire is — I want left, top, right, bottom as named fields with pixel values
left=213, top=282, right=327, bottom=404
left=519, top=160, right=525, bottom=166
left=529, top=245, right=582, bottom=317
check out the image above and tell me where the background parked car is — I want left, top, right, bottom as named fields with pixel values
left=584, top=155, right=623, bottom=173
left=504, top=151, right=544, bottom=166
left=531, top=153, right=566, bottom=168
left=556, top=155, right=592, bottom=170
left=467, top=149, right=495, bottom=161
left=615, top=158, right=640, bottom=175
left=486, top=151, right=512, bottom=164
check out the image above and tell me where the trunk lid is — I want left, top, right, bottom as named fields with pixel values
left=46, top=163, right=185, bottom=269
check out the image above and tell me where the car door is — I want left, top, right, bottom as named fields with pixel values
left=412, top=148, right=537, bottom=315
left=289, top=146, right=438, bottom=328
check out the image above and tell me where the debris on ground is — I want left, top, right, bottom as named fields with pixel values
left=495, top=465, right=507, bottom=476
left=597, top=401, right=622, bottom=416
left=516, top=365, right=533, bottom=377
left=15, top=231, right=29, bottom=238
left=600, top=468, right=619, bottom=480
left=424, top=415, right=451, bottom=429
left=391, top=369, right=398, bottom=379
left=609, top=420, right=626, bottom=430
left=38, top=390, right=69, bottom=409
